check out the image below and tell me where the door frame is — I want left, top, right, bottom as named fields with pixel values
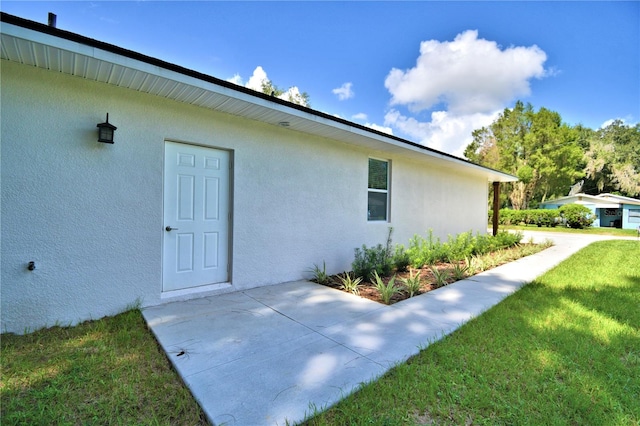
left=161, top=140, right=234, bottom=297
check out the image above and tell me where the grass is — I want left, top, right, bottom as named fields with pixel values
left=1, top=310, right=208, bottom=425
left=3, top=240, right=637, bottom=425
left=303, top=240, right=640, bottom=425
left=502, top=224, right=639, bottom=237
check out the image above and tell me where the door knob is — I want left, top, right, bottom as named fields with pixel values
left=165, top=226, right=179, bottom=231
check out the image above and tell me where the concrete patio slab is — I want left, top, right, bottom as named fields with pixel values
left=143, top=232, right=622, bottom=425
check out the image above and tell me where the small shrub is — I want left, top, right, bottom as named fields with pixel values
left=400, top=269, right=422, bottom=297
left=407, top=229, right=447, bottom=267
left=496, top=208, right=563, bottom=227
left=492, top=231, right=523, bottom=249
left=372, top=271, right=400, bottom=304
left=407, top=234, right=428, bottom=268
left=337, top=272, right=363, bottom=295
left=352, top=227, right=395, bottom=278
left=307, top=261, right=330, bottom=285
left=392, top=245, right=411, bottom=272
left=536, top=209, right=561, bottom=227
left=472, top=233, right=491, bottom=256
left=559, top=204, right=596, bottom=229
left=443, top=231, right=475, bottom=262
left=352, top=244, right=393, bottom=279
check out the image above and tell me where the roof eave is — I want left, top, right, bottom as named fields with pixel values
left=1, top=12, right=517, bottom=183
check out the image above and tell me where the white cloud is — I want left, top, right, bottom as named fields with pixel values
left=600, top=117, right=638, bottom=129
left=245, top=66, right=268, bottom=91
left=228, top=66, right=309, bottom=106
left=384, top=109, right=500, bottom=157
left=226, top=66, right=268, bottom=90
left=226, top=74, right=243, bottom=86
left=332, top=82, right=354, bottom=100
left=365, top=122, right=394, bottom=135
left=385, top=30, right=547, bottom=115
left=352, top=112, right=368, bottom=121
left=277, top=86, right=306, bottom=105
left=382, top=30, right=548, bottom=156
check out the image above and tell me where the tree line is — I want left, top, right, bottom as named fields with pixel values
left=464, top=101, right=640, bottom=209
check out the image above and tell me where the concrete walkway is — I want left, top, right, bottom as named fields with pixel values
left=142, top=232, right=626, bottom=425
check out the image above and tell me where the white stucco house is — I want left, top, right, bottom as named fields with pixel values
left=0, top=13, right=516, bottom=334
left=540, top=193, right=640, bottom=230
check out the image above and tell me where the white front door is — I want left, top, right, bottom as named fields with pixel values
left=163, top=142, right=230, bottom=292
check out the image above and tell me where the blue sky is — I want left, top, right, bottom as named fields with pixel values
left=3, top=1, right=639, bottom=156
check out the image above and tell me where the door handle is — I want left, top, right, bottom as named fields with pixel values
left=165, top=226, right=179, bottom=232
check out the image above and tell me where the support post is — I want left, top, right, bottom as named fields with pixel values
left=492, top=181, right=500, bottom=236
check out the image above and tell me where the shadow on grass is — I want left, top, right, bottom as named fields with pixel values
left=488, top=277, right=640, bottom=424
left=0, top=310, right=208, bottom=425
left=304, top=272, right=640, bottom=425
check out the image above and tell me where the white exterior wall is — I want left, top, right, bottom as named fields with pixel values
left=1, top=61, right=488, bottom=334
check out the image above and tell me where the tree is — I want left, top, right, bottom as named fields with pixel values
left=526, top=108, right=584, bottom=204
left=260, top=80, right=310, bottom=107
left=464, top=101, right=584, bottom=209
left=584, top=120, right=640, bottom=197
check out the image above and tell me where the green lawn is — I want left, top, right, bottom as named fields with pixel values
left=304, top=240, right=640, bottom=425
left=1, top=310, right=208, bottom=425
left=501, top=224, right=639, bottom=238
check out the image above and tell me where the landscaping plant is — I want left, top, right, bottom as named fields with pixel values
left=451, top=261, right=470, bottom=280
left=391, top=245, right=411, bottom=272
left=372, top=271, right=400, bottom=305
left=352, top=244, right=391, bottom=279
left=324, top=229, right=548, bottom=305
left=307, top=261, right=330, bottom=285
left=406, top=229, right=523, bottom=269
left=429, top=266, right=450, bottom=288
left=336, top=272, right=363, bottom=295
left=559, top=203, right=596, bottom=228
left=352, top=227, right=397, bottom=278
left=400, top=269, right=422, bottom=298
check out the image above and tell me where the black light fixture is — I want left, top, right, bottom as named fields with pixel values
left=97, top=113, right=117, bottom=143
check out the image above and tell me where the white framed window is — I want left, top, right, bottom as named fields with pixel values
left=368, top=158, right=389, bottom=221
left=629, top=209, right=640, bottom=223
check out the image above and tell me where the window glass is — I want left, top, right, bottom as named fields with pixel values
left=368, top=192, right=388, bottom=221
left=629, top=209, right=640, bottom=223
left=368, top=159, right=388, bottom=190
left=368, top=158, right=389, bottom=221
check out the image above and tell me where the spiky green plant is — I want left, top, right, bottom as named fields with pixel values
left=468, top=255, right=486, bottom=273
left=451, top=262, right=470, bottom=280
left=429, top=266, right=450, bottom=288
left=400, top=269, right=422, bottom=297
left=372, top=271, right=400, bottom=305
left=307, top=261, right=330, bottom=285
left=337, top=272, right=363, bottom=295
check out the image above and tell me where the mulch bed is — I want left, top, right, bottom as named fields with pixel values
left=316, top=244, right=538, bottom=305
left=319, top=262, right=465, bottom=305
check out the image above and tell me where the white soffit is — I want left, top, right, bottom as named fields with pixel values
left=1, top=19, right=516, bottom=183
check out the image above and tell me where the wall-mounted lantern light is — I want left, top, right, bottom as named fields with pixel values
left=97, top=113, right=117, bottom=143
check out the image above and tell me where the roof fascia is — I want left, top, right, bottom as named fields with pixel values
left=597, top=193, right=640, bottom=205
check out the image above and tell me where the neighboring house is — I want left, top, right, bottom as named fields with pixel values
left=540, top=193, right=640, bottom=230
left=0, top=13, right=516, bottom=334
